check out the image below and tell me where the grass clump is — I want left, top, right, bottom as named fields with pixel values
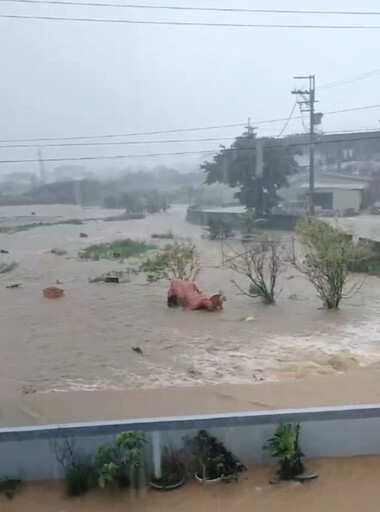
left=80, top=239, right=155, bottom=261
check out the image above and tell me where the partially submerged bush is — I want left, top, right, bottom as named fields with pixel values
left=0, top=477, right=21, bottom=500
left=141, top=239, right=200, bottom=282
left=205, top=219, right=233, bottom=240
left=64, top=463, right=94, bottom=496
left=294, top=218, right=372, bottom=309
left=0, top=262, right=18, bottom=274
left=88, top=269, right=138, bottom=284
left=80, top=239, right=155, bottom=261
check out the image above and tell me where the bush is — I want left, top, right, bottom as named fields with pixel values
left=80, top=239, right=155, bottom=261
left=205, top=219, right=233, bottom=240
left=294, top=219, right=372, bottom=309
left=65, top=463, right=93, bottom=496
left=51, top=437, right=93, bottom=497
left=140, top=239, right=200, bottom=283
left=0, top=477, right=21, bottom=500
left=0, top=262, right=18, bottom=274
left=223, top=235, right=284, bottom=305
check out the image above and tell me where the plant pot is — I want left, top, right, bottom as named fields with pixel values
left=43, top=287, right=64, bottom=299
left=194, top=472, right=221, bottom=485
left=148, top=475, right=186, bottom=491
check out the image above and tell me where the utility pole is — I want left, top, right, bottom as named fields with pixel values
left=38, top=148, right=47, bottom=184
left=292, top=75, right=318, bottom=215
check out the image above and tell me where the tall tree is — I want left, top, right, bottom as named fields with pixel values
left=201, top=131, right=299, bottom=216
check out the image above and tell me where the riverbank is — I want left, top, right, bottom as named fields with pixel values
left=0, top=368, right=379, bottom=427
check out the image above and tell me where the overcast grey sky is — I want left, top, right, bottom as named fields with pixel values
left=0, top=0, right=379, bottom=174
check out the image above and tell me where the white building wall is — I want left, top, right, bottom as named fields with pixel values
left=332, top=189, right=362, bottom=211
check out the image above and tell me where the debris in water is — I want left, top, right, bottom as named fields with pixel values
left=43, top=287, right=64, bottom=299
left=6, top=283, right=22, bottom=289
left=21, top=384, right=36, bottom=394
left=0, top=249, right=9, bottom=254
left=51, top=248, right=67, bottom=256
left=79, top=232, right=88, bottom=238
left=132, top=346, right=143, bottom=354
left=105, top=276, right=119, bottom=283
left=167, top=278, right=223, bottom=311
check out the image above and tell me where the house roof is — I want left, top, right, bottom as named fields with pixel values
left=301, top=183, right=368, bottom=191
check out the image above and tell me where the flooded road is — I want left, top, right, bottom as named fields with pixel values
left=0, top=204, right=379, bottom=394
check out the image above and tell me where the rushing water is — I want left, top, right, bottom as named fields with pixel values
left=0, top=204, right=379, bottom=394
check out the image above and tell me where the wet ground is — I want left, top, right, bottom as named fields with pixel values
left=0, top=204, right=379, bottom=394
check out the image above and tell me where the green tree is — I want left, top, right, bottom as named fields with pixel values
left=201, top=131, right=299, bottom=216
left=294, top=218, right=372, bottom=309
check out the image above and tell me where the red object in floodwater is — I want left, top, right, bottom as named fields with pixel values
left=167, top=278, right=223, bottom=311
left=43, top=287, right=64, bottom=299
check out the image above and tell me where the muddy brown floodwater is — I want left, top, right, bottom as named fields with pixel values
left=0, top=204, right=379, bottom=395
left=2, top=457, right=380, bottom=512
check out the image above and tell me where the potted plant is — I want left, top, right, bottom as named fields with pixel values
left=187, top=430, right=245, bottom=484
left=51, top=437, right=94, bottom=497
left=94, top=431, right=146, bottom=490
left=149, top=447, right=186, bottom=491
left=264, top=423, right=316, bottom=482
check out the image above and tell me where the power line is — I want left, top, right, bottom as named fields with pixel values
left=0, top=135, right=240, bottom=149
left=1, top=134, right=380, bottom=164
left=319, top=69, right=380, bottom=90
left=1, top=13, right=380, bottom=29
left=1, top=103, right=379, bottom=145
left=277, top=102, right=297, bottom=137
left=5, top=1, right=380, bottom=17
left=0, top=123, right=247, bottom=144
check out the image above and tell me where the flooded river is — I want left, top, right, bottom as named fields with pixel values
left=0, top=204, right=379, bottom=394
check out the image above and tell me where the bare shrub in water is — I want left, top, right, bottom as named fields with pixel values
left=223, top=235, right=284, bottom=305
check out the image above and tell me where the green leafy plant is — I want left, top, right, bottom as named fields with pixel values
left=264, top=423, right=304, bottom=480
left=294, top=218, right=372, bottom=309
left=94, top=431, right=146, bottom=490
left=0, top=262, right=18, bottom=274
left=80, top=239, right=155, bottom=261
left=140, top=239, right=200, bottom=283
left=187, top=430, right=245, bottom=482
